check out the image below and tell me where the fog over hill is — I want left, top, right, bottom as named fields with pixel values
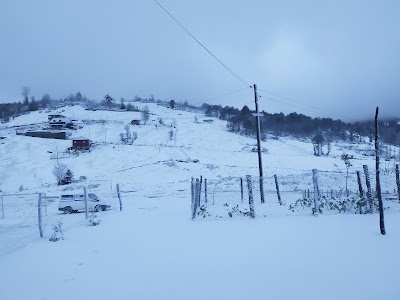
left=1, top=1, right=399, bottom=121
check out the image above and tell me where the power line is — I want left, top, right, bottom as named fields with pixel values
left=152, top=0, right=250, bottom=87
left=258, top=88, right=335, bottom=117
left=258, top=94, right=326, bottom=117
left=203, top=87, right=251, bottom=103
left=256, top=87, right=400, bottom=140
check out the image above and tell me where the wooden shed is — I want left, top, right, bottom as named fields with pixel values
left=72, top=136, right=91, bottom=150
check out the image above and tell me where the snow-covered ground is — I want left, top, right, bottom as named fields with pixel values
left=0, top=103, right=399, bottom=299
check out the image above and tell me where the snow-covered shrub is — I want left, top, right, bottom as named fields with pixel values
left=49, top=220, right=64, bottom=242
left=227, top=204, right=251, bottom=218
left=120, top=125, right=138, bottom=144
left=53, top=163, right=68, bottom=185
left=52, top=166, right=73, bottom=185
left=196, top=205, right=211, bottom=218
left=195, top=203, right=250, bottom=219
left=89, top=213, right=101, bottom=226
left=288, top=196, right=372, bottom=215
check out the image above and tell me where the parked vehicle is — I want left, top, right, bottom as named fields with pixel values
left=58, top=193, right=111, bottom=214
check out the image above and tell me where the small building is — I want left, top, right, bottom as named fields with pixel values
left=49, top=117, right=73, bottom=129
left=22, top=131, right=67, bottom=139
left=48, top=114, right=66, bottom=121
left=72, top=136, right=91, bottom=150
left=131, top=119, right=141, bottom=125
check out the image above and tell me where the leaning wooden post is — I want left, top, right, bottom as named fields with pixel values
left=38, top=193, right=43, bottom=238
left=246, top=175, right=255, bottom=218
left=363, top=165, right=373, bottom=213
left=356, top=171, right=364, bottom=214
left=374, top=107, right=385, bottom=235
left=356, top=171, right=364, bottom=198
left=240, top=178, right=244, bottom=204
left=396, top=164, right=400, bottom=203
left=116, top=184, right=123, bottom=211
left=274, top=174, right=282, bottom=205
left=191, top=178, right=195, bottom=219
left=195, top=178, right=200, bottom=214
left=312, top=169, right=320, bottom=215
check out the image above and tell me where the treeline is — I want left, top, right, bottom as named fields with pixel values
left=0, top=95, right=51, bottom=121
left=201, top=104, right=400, bottom=146
left=0, top=88, right=195, bottom=122
left=1, top=87, right=398, bottom=147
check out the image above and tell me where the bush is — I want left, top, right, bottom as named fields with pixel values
left=49, top=220, right=64, bottom=242
left=53, top=164, right=73, bottom=185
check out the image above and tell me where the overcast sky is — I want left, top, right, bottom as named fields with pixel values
left=1, top=0, right=399, bottom=121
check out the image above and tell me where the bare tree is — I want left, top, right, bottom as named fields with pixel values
left=341, top=153, right=354, bottom=196
left=312, top=134, right=324, bottom=156
left=141, top=105, right=150, bottom=124
left=104, top=94, right=113, bottom=106
left=120, top=125, right=137, bottom=144
left=52, top=163, right=68, bottom=185
left=21, top=86, right=30, bottom=104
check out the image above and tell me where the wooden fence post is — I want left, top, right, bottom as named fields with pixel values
left=199, top=176, right=203, bottom=205
left=116, top=184, right=123, bottom=211
left=274, top=174, right=282, bottom=205
left=396, top=164, right=400, bottom=203
left=191, top=177, right=195, bottom=219
left=363, top=165, right=373, bottom=213
left=240, top=178, right=244, bottom=204
left=312, top=169, right=320, bottom=215
left=204, top=179, right=208, bottom=204
left=356, top=171, right=364, bottom=198
left=191, top=177, right=194, bottom=203
left=191, top=178, right=199, bottom=220
left=38, top=193, right=43, bottom=238
left=84, top=186, right=88, bottom=219
left=246, top=175, right=255, bottom=218
left=374, top=107, right=385, bottom=235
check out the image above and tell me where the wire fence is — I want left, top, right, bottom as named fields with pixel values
left=191, top=167, right=400, bottom=220
left=0, top=184, right=123, bottom=256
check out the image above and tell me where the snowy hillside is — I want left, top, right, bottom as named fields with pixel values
left=0, top=103, right=395, bottom=194
left=0, top=103, right=399, bottom=300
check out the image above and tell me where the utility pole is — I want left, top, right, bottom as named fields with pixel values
left=253, top=84, right=265, bottom=204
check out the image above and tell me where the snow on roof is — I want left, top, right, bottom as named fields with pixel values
left=72, top=136, right=90, bottom=140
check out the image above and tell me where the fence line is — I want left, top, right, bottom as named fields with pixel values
left=0, top=184, right=124, bottom=256
left=191, top=168, right=400, bottom=220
